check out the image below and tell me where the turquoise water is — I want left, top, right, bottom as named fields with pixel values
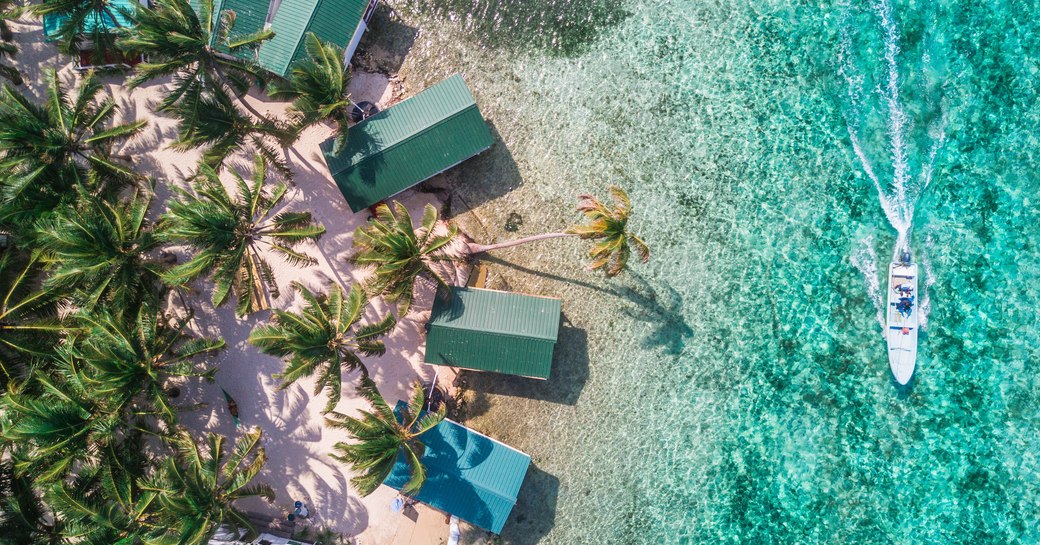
left=375, top=1, right=1040, bottom=542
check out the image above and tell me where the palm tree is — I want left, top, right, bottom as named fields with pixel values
left=69, top=300, right=225, bottom=423
left=326, top=377, right=444, bottom=496
left=30, top=0, right=131, bottom=58
left=0, top=461, right=66, bottom=545
left=0, top=70, right=145, bottom=228
left=168, top=90, right=293, bottom=173
left=34, top=192, right=162, bottom=312
left=44, top=433, right=159, bottom=545
left=248, top=282, right=395, bottom=413
left=467, top=186, right=650, bottom=276
left=160, top=157, right=325, bottom=316
left=0, top=251, right=63, bottom=386
left=119, top=0, right=273, bottom=114
left=268, top=33, right=352, bottom=152
left=145, top=428, right=274, bottom=545
left=1, top=371, right=124, bottom=482
left=350, top=202, right=461, bottom=317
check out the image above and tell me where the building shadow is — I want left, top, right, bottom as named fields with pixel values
left=354, top=2, right=418, bottom=74
left=462, top=320, right=588, bottom=408
left=442, top=120, right=522, bottom=216
left=419, top=0, right=629, bottom=57
left=498, top=464, right=559, bottom=545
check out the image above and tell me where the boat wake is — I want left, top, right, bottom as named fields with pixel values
left=839, top=0, right=946, bottom=328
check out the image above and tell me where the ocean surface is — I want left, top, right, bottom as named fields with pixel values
left=373, top=1, right=1040, bottom=542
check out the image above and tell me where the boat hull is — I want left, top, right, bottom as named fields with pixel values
left=886, top=262, right=918, bottom=384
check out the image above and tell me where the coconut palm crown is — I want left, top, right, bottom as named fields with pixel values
left=160, top=157, right=326, bottom=316
left=248, top=282, right=395, bottom=413
left=268, top=33, right=352, bottom=153
left=34, top=192, right=162, bottom=312
left=119, top=0, right=273, bottom=113
left=146, top=428, right=274, bottom=545
left=566, top=186, right=649, bottom=276
left=0, top=251, right=62, bottom=386
left=68, top=300, right=225, bottom=423
left=326, top=377, right=444, bottom=496
left=0, top=69, right=145, bottom=228
left=350, top=202, right=460, bottom=317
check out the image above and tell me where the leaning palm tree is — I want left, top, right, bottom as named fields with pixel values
left=350, top=202, right=461, bottom=317
left=119, top=0, right=273, bottom=113
left=268, top=33, right=352, bottom=152
left=145, top=428, right=274, bottom=545
left=467, top=186, right=650, bottom=276
left=0, top=251, right=63, bottom=386
left=161, top=157, right=326, bottom=316
left=69, top=300, right=225, bottom=423
left=249, top=282, right=395, bottom=413
left=34, top=192, right=162, bottom=312
left=0, top=70, right=145, bottom=227
left=326, top=377, right=444, bottom=496
left=168, top=90, right=293, bottom=173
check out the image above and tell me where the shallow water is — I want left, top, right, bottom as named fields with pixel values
left=376, top=1, right=1040, bottom=542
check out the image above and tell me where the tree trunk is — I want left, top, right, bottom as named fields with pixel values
left=210, top=60, right=275, bottom=124
left=467, top=232, right=575, bottom=255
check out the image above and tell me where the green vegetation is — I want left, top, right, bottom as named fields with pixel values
left=326, top=377, right=445, bottom=496
left=269, top=33, right=354, bottom=153
left=249, top=282, right=395, bottom=413
left=467, top=186, right=650, bottom=276
left=161, top=157, right=325, bottom=316
left=350, top=202, right=461, bottom=317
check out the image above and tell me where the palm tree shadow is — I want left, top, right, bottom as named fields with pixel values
left=479, top=255, right=694, bottom=355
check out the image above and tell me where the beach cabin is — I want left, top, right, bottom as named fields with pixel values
left=43, top=0, right=145, bottom=70
left=258, top=0, right=378, bottom=77
left=424, top=287, right=562, bottom=380
left=320, top=74, right=494, bottom=213
left=201, top=0, right=377, bottom=76
left=385, top=402, right=531, bottom=534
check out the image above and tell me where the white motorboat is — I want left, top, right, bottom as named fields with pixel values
left=886, top=253, right=918, bottom=384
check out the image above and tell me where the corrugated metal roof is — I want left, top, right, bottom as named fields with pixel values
left=384, top=402, right=531, bottom=534
left=213, top=0, right=270, bottom=58
left=258, top=0, right=368, bottom=76
left=43, top=0, right=138, bottom=40
left=320, top=74, right=494, bottom=212
left=424, top=287, right=561, bottom=379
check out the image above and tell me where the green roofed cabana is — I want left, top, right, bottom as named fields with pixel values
left=320, top=74, right=494, bottom=213
left=258, top=0, right=375, bottom=77
left=385, top=401, right=530, bottom=534
left=424, top=287, right=561, bottom=379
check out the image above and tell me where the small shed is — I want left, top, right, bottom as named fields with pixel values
left=424, top=287, right=561, bottom=380
left=258, top=0, right=376, bottom=77
left=320, top=74, right=493, bottom=213
left=384, top=402, right=531, bottom=534
left=42, top=0, right=139, bottom=41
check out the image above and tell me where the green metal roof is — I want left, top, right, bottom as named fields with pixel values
left=320, top=74, right=494, bottom=213
left=385, top=402, right=531, bottom=534
left=43, top=0, right=138, bottom=41
left=258, top=0, right=368, bottom=77
left=425, top=287, right=561, bottom=379
left=213, top=0, right=270, bottom=59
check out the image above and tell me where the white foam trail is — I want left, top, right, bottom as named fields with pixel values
left=851, top=235, right=885, bottom=329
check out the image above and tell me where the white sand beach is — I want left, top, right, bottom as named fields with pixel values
left=7, top=16, right=468, bottom=545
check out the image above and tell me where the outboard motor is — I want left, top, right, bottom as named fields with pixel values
left=900, top=250, right=912, bottom=265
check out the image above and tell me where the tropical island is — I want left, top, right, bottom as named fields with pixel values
left=0, top=1, right=648, bottom=544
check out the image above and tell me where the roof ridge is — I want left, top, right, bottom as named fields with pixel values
left=283, top=0, right=324, bottom=73
left=332, top=88, right=478, bottom=172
